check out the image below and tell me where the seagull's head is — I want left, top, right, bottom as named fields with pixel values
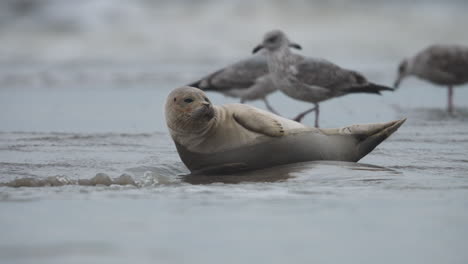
left=253, top=30, right=302, bottom=54
left=394, top=59, right=410, bottom=89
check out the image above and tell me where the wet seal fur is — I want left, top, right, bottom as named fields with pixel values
left=165, top=86, right=406, bottom=175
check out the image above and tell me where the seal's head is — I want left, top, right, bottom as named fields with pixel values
left=165, top=86, right=215, bottom=134
left=253, top=29, right=302, bottom=54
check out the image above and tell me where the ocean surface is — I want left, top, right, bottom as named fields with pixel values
left=1, top=1, right=468, bottom=263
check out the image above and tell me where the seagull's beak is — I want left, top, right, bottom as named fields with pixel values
left=252, top=44, right=264, bottom=54
left=289, top=43, right=302, bottom=50
left=393, top=75, right=403, bottom=89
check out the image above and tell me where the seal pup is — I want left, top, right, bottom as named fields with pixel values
left=252, top=29, right=394, bottom=127
left=165, top=86, right=406, bottom=175
left=394, top=44, right=468, bottom=113
left=188, top=44, right=301, bottom=115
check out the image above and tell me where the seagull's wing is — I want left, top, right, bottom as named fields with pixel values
left=189, top=55, right=269, bottom=91
left=294, top=57, right=393, bottom=95
left=294, top=57, right=366, bottom=92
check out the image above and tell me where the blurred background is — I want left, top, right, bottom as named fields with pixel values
left=0, top=0, right=467, bottom=132
left=1, top=0, right=467, bottom=63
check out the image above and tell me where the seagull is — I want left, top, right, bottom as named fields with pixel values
left=252, top=29, right=393, bottom=127
left=394, top=44, right=468, bottom=113
left=189, top=45, right=301, bottom=115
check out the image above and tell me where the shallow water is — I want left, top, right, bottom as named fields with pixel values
left=1, top=1, right=468, bottom=264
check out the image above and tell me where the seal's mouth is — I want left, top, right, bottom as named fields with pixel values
left=205, top=107, right=215, bottom=119
left=191, top=104, right=214, bottom=120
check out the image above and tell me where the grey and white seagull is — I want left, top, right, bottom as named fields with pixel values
left=189, top=45, right=301, bottom=115
left=394, top=44, right=468, bottom=113
left=253, top=29, right=393, bottom=127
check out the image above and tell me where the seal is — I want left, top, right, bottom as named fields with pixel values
left=165, top=86, right=406, bottom=175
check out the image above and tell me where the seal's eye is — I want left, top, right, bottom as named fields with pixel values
left=204, top=97, right=210, bottom=103
left=184, top=98, right=194, bottom=103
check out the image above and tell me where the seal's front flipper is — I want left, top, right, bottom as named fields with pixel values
left=233, top=106, right=285, bottom=137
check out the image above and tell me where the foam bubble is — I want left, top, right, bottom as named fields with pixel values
left=2, top=176, right=76, bottom=187
left=141, top=171, right=174, bottom=187
left=79, top=173, right=112, bottom=186
left=113, top=173, right=137, bottom=186
left=1, top=173, right=139, bottom=188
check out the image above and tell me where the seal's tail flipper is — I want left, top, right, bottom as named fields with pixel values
left=355, top=118, right=406, bottom=161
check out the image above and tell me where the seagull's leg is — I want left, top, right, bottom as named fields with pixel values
left=447, top=85, right=453, bottom=114
left=293, top=104, right=317, bottom=123
left=314, top=103, right=320, bottom=128
left=262, top=98, right=279, bottom=115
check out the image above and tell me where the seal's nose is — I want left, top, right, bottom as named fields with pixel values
left=202, top=102, right=210, bottom=108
